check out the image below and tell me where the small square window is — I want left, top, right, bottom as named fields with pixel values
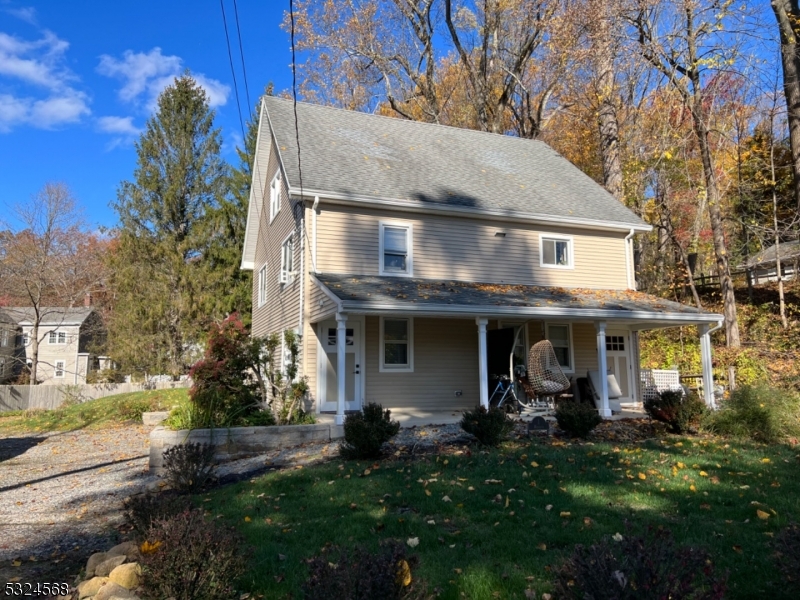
left=280, top=235, right=295, bottom=285
left=380, top=317, right=413, bottom=372
left=54, top=360, right=65, bottom=378
left=541, top=236, right=573, bottom=268
left=380, top=222, right=413, bottom=276
left=258, top=265, right=267, bottom=307
left=269, top=172, right=282, bottom=222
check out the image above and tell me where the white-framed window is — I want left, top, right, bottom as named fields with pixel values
left=0, top=328, right=8, bottom=347
left=49, top=331, right=67, bottom=345
left=258, top=264, right=267, bottom=307
left=22, top=332, right=30, bottom=346
left=269, top=171, right=282, bottom=222
left=379, top=221, right=413, bottom=276
left=379, top=317, right=413, bottom=372
left=545, top=323, right=574, bottom=373
left=54, top=360, right=65, bottom=378
left=280, top=234, right=295, bottom=285
left=540, top=234, right=573, bottom=269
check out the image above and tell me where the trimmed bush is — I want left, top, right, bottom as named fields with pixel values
left=774, top=523, right=800, bottom=588
left=303, top=540, right=417, bottom=600
left=554, top=527, right=727, bottom=599
left=704, top=385, right=800, bottom=443
left=140, top=508, right=246, bottom=600
left=162, top=442, right=215, bottom=493
left=555, top=401, right=602, bottom=438
left=644, top=389, right=706, bottom=434
left=340, top=403, right=400, bottom=460
left=460, top=405, right=514, bottom=447
left=124, top=492, right=193, bottom=541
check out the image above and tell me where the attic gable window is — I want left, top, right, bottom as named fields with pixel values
left=540, top=235, right=573, bottom=269
left=379, top=221, right=413, bottom=276
left=280, top=234, right=295, bottom=285
left=269, top=171, right=282, bottom=222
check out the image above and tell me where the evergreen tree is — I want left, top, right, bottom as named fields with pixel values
left=108, top=75, right=228, bottom=377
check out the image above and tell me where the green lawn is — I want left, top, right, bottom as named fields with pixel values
left=0, top=387, right=189, bottom=434
left=202, top=434, right=800, bottom=599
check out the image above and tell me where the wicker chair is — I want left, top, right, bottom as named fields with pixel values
left=525, top=340, right=572, bottom=405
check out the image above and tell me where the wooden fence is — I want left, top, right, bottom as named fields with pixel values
left=0, top=380, right=190, bottom=412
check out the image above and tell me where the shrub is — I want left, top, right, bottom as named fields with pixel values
left=774, top=523, right=800, bottom=588
left=554, top=527, right=727, bottom=600
left=460, top=405, right=514, bottom=447
left=140, top=508, right=246, bottom=600
left=303, top=540, right=417, bottom=600
left=555, top=401, right=602, bottom=438
left=340, top=403, right=400, bottom=460
left=162, top=442, right=215, bottom=493
left=125, top=492, right=194, bottom=541
left=86, top=368, right=125, bottom=384
left=704, top=385, right=800, bottom=443
left=118, top=397, right=154, bottom=421
left=644, top=389, right=706, bottom=434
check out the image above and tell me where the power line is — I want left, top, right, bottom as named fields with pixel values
left=289, top=0, right=304, bottom=202
left=220, top=0, right=246, bottom=141
left=232, top=0, right=252, bottom=112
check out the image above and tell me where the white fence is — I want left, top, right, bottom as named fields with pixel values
left=0, top=380, right=191, bottom=412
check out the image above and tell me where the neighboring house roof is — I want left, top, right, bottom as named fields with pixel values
left=744, top=240, right=800, bottom=269
left=263, top=97, right=649, bottom=230
left=313, top=274, right=720, bottom=326
left=3, top=307, right=94, bottom=327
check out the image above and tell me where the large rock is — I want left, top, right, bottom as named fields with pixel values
left=77, top=577, right=109, bottom=599
left=85, top=553, right=108, bottom=577
left=109, top=562, right=141, bottom=590
left=94, top=581, right=136, bottom=600
left=106, top=541, right=140, bottom=561
left=95, top=555, right=126, bottom=577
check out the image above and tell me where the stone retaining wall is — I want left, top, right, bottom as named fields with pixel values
left=149, top=423, right=344, bottom=472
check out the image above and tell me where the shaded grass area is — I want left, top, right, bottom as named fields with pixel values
left=0, top=388, right=189, bottom=434
left=202, top=435, right=800, bottom=599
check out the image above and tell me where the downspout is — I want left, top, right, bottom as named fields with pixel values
left=311, top=195, right=320, bottom=273
left=299, top=207, right=305, bottom=336
left=624, top=228, right=635, bottom=290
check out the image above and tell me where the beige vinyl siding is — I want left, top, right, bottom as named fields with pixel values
left=364, top=316, right=479, bottom=412
left=303, top=320, right=318, bottom=409
left=307, top=279, right=337, bottom=323
left=316, top=205, right=629, bottom=289
left=251, top=137, right=301, bottom=340
left=23, top=324, right=81, bottom=385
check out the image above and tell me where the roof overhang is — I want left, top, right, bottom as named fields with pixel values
left=293, top=188, right=652, bottom=234
left=241, top=99, right=270, bottom=271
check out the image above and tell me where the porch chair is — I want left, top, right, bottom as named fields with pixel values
left=523, top=340, right=572, bottom=407
left=586, top=370, right=623, bottom=414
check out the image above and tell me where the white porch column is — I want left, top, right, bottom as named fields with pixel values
left=335, top=312, right=348, bottom=425
left=477, top=317, right=489, bottom=409
left=595, top=321, right=611, bottom=418
left=699, top=324, right=716, bottom=409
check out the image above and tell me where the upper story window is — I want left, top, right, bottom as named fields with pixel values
left=0, top=328, right=8, bottom=347
left=258, top=264, right=267, bottom=307
left=22, top=332, right=30, bottom=347
left=380, top=317, right=413, bottom=372
left=269, top=171, right=282, bottom=222
left=280, top=235, right=295, bottom=285
left=49, top=331, right=67, bottom=345
left=540, top=235, right=573, bottom=269
left=545, top=323, right=574, bottom=373
left=379, top=221, right=413, bottom=276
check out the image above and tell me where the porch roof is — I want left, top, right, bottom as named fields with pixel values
left=313, top=274, right=722, bottom=328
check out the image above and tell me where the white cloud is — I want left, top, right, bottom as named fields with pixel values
left=97, top=47, right=230, bottom=109
left=0, top=30, right=90, bottom=132
left=97, top=115, right=141, bottom=136
left=4, top=6, right=37, bottom=25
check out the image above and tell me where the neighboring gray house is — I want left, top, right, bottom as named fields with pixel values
left=0, top=309, right=20, bottom=383
left=3, top=307, right=105, bottom=385
left=743, top=240, right=800, bottom=285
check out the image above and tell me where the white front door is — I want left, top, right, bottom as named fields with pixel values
left=606, top=330, right=634, bottom=404
left=318, top=319, right=363, bottom=412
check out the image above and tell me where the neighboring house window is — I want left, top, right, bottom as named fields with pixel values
left=379, top=222, right=413, bottom=276
left=22, top=332, right=30, bottom=346
left=49, top=331, right=67, bottom=344
left=380, top=317, right=413, bottom=372
left=54, top=360, right=65, bottom=378
left=258, top=265, right=267, bottom=307
left=0, top=328, right=8, bottom=347
left=269, top=171, right=282, bottom=222
left=280, top=235, right=295, bottom=284
left=0, top=357, right=5, bottom=376
left=545, top=323, right=573, bottom=372
left=540, top=235, right=573, bottom=268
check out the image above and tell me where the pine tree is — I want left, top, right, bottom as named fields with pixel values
left=108, top=75, right=228, bottom=377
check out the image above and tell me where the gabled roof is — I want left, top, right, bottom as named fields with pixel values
left=3, top=307, right=94, bottom=327
left=745, top=240, right=800, bottom=268
left=313, top=274, right=720, bottom=327
left=263, top=97, right=648, bottom=230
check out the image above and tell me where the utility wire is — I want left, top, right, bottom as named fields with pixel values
left=289, top=0, right=305, bottom=204
left=232, top=0, right=252, bottom=111
left=220, top=0, right=246, bottom=141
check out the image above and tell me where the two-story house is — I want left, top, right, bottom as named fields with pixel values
left=242, top=97, right=722, bottom=424
left=3, top=307, right=105, bottom=385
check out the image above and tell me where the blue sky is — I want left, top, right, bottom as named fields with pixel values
left=0, top=0, right=295, bottom=230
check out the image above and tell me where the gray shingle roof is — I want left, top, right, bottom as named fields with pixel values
left=3, top=307, right=94, bottom=326
left=316, top=274, right=715, bottom=321
left=264, top=97, right=647, bottom=228
left=745, top=240, right=800, bottom=268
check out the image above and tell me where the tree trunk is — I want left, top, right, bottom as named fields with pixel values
left=771, top=0, right=800, bottom=212
left=30, top=322, right=39, bottom=385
